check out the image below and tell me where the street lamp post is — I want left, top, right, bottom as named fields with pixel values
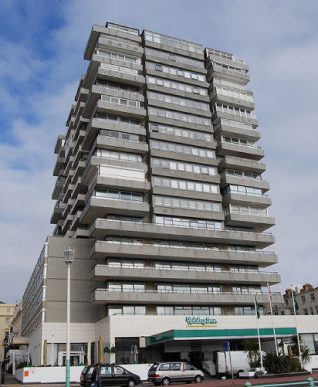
left=51, top=334, right=55, bottom=367
left=64, top=248, right=75, bottom=387
left=290, top=285, right=302, bottom=368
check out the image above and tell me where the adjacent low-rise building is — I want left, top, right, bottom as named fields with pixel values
left=0, top=302, right=15, bottom=361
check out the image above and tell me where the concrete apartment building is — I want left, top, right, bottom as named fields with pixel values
left=22, top=22, right=318, bottom=367
left=0, top=302, right=15, bottom=360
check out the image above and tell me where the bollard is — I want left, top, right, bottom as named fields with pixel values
left=244, top=382, right=252, bottom=387
left=307, top=377, right=314, bottom=387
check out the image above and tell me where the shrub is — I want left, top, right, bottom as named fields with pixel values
left=263, top=353, right=301, bottom=374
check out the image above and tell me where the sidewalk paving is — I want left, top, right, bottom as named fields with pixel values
left=1, top=371, right=317, bottom=387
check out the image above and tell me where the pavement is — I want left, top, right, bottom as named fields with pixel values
left=1, top=371, right=317, bottom=387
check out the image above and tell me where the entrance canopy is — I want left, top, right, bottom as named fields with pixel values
left=146, top=327, right=297, bottom=347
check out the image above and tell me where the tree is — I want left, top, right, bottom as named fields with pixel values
left=243, top=339, right=261, bottom=369
left=290, top=335, right=310, bottom=366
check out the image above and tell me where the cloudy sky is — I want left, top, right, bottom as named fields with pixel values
left=0, top=0, right=317, bottom=303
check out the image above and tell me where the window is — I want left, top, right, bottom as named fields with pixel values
left=310, top=307, right=314, bottom=315
left=93, top=189, right=143, bottom=202
left=154, top=195, right=220, bottom=212
left=101, top=366, right=112, bottom=375
left=113, top=366, right=125, bottom=375
left=310, top=293, right=315, bottom=301
left=171, top=363, right=181, bottom=371
left=152, top=157, right=216, bottom=176
left=304, top=308, right=308, bottom=315
left=301, top=295, right=306, bottom=304
left=95, top=148, right=142, bottom=162
left=153, top=176, right=218, bottom=194
left=159, top=364, right=170, bottom=371
left=148, top=107, right=211, bottom=126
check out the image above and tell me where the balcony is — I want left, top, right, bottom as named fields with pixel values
left=93, top=264, right=281, bottom=286
left=96, top=134, right=148, bottom=155
left=52, top=176, right=65, bottom=200
left=211, top=87, right=254, bottom=110
left=223, top=192, right=272, bottom=208
left=214, top=119, right=261, bottom=141
left=82, top=117, right=146, bottom=152
left=93, top=98, right=146, bottom=120
left=97, top=35, right=143, bottom=57
left=53, top=156, right=65, bottom=176
left=206, top=48, right=248, bottom=69
left=81, top=197, right=150, bottom=224
left=91, top=288, right=281, bottom=305
left=225, top=212, right=275, bottom=232
left=96, top=62, right=145, bottom=86
left=219, top=156, right=267, bottom=174
left=90, top=218, right=275, bottom=248
left=81, top=156, right=148, bottom=188
left=83, top=84, right=145, bottom=119
left=217, top=141, right=264, bottom=160
left=220, top=173, right=270, bottom=191
left=91, top=240, right=277, bottom=267
left=207, top=63, right=249, bottom=85
left=84, top=25, right=141, bottom=61
left=50, top=201, right=66, bottom=224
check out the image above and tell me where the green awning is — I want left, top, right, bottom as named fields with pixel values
left=146, top=327, right=297, bottom=346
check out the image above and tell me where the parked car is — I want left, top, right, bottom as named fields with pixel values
left=80, top=364, right=142, bottom=387
left=148, top=362, right=204, bottom=385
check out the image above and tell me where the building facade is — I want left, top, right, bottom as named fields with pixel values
left=21, top=22, right=305, bottom=366
left=51, top=21, right=280, bottom=317
left=0, top=302, right=15, bottom=360
left=283, top=285, right=318, bottom=316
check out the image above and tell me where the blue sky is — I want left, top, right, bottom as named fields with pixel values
left=1, top=0, right=318, bottom=303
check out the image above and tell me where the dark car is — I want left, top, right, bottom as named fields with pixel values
left=80, top=364, right=142, bottom=387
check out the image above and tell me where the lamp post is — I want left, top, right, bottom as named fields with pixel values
left=64, top=248, right=75, bottom=387
left=51, top=334, right=55, bottom=367
left=290, top=285, right=302, bottom=368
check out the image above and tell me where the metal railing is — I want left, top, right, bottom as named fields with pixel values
left=244, top=378, right=317, bottom=387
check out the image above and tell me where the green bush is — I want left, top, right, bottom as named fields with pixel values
left=263, top=353, right=301, bottom=374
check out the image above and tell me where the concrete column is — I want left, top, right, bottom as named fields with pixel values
left=87, top=341, right=91, bottom=365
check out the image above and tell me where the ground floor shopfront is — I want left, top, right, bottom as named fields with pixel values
left=25, top=314, right=318, bottom=368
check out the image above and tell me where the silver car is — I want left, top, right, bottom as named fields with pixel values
left=148, top=362, right=204, bottom=385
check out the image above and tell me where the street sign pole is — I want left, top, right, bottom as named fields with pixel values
left=223, top=341, right=234, bottom=381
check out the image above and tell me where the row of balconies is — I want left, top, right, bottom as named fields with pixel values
left=92, top=264, right=281, bottom=286
left=89, top=218, right=274, bottom=248
left=92, top=287, right=282, bottom=305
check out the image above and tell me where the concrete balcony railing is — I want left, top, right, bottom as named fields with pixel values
left=220, top=173, right=270, bottom=191
left=217, top=141, right=264, bottom=160
left=50, top=202, right=65, bottom=224
left=91, top=239, right=278, bottom=267
left=212, top=88, right=254, bottom=110
left=219, top=156, right=267, bottom=174
left=207, top=63, right=250, bottom=85
left=223, top=192, right=272, bottom=208
left=206, top=48, right=248, bottom=68
left=82, top=117, right=146, bottom=152
left=225, top=212, right=275, bottom=232
left=91, top=288, right=282, bottom=305
left=89, top=219, right=275, bottom=248
left=93, top=264, right=281, bottom=285
left=81, top=197, right=150, bottom=224
left=214, top=119, right=261, bottom=141
left=53, top=156, right=65, bottom=177
left=52, top=176, right=66, bottom=200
